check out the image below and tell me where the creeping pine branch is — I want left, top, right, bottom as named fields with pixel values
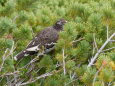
left=0, top=41, right=18, bottom=85
left=20, top=72, right=53, bottom=86
left=18, top=55, right=41, bottom=70
left=88, top=33, right=115, bottom=67
left=93, top=64, right=104, bottom=86
left=15, top=62, right=62, bottom=86
left=19, top=70, right=60, bottom=86
left=93, top=60, right=107, bottom=86
left=0, top=49, right=9, bottom=72
left=0, top=41, right=15, bottom=72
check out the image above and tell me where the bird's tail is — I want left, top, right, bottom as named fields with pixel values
left=14, top=50, right=29, bottom=61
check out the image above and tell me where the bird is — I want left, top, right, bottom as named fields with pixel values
left=14, top=19, right=67, bottom=61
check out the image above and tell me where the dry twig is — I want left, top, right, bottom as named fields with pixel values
left=93, top=64, right=103, bottom=86
left=0, top=49, right=9, bottom=72
left=62, top=49, right=66, bottom=75
left=19, top=70, right=60, bottom=86
left=0, top=71, right=19, bottom=77
left=101, top=47, right=115, bottom=52
left=72, top=37, right=84, bottom=43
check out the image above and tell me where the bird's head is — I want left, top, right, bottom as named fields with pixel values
left=54, top=19, right=67, bottom=31
left=55, top=19, right=67, bottom=26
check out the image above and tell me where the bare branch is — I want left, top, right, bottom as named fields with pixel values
left=93, top=64, right=103, bottom=86
left=106, top=24, right=109, bottom=40
left=0, top=49, right=9, bottom=72
left=6, top=76, right=12, bottom=86
left=110, top=40, right=115, bottom=42
left=0, top=71, right=20, bottom=77
left=19, top=70, right=60, bottom=86
left=0, top=40, right=15, bottom=71
left=107, top=82, right=113, bottom=86
left=18, top=56, right=40, bottom=70
left=62, top=49, right=66, bottom=76
left=101, top=47, right=115, bottom=52
left=31, top=27, right=35, bottom=38
left=93, top=33, right=98, bottom=51
left=12, top=15, right=19, bottom=22
left=72, top=38, right=84, bottom=43
left=88, top=33, right=115, bottom=67
left=65, top=78, right=78, bottom=86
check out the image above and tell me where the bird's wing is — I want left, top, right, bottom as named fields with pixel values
left=26, top=27, right=59, bottom=52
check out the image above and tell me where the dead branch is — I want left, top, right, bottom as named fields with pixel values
left=93, top=64, right=104, bottom=86
left=110, top=40, right=115, bottom=42
left=62, top=49, right=66, bottom=76
left=93, top=33, right=98, bottom=51
left=101, top=47, right=115, bottom=52
left=72, top=37, right=84, bottom=43
left=0, top=49, right=9, bottom=72
left=19, top=70, right=60, bottom=86
left=106, top=24, right=109, bottom=40
left=0, top=71, right=20, bottom=77
left=88, top=33, right=115, bottom=67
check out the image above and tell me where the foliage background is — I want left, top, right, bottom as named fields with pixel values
left=0, top=0, right=115, bottom=86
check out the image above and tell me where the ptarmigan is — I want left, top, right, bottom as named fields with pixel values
left=14, top=19, right=67, bottom=61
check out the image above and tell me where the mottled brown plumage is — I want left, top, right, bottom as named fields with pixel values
left=14, top=19, right=67, bottom=61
